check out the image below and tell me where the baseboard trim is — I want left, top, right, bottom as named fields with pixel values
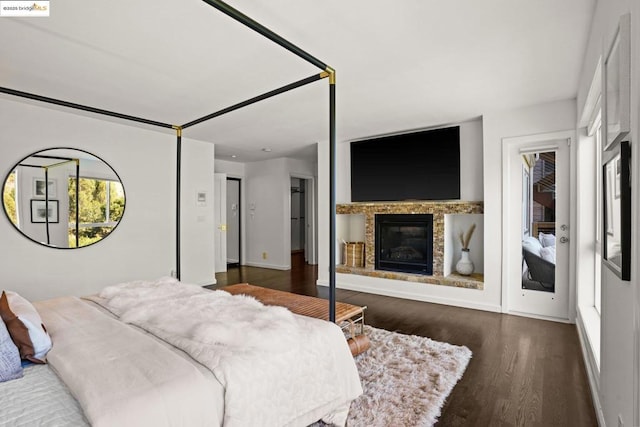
left=576, top=309, right=605, bottom=426
left=316, top=279, right=501, bottom=313
left=505, top=310, right=572, bottom=324
left=244, top=261, right=290, bottom=271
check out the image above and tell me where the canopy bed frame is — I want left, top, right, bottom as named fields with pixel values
left=17, top=154, right=80, bottom=247
left=0, top=0, right=339, bottom=320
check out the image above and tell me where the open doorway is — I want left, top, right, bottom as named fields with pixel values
left=290, top=176, right=316, bottom=268
left=291, top=178, right=306, bottom=269
left=226, top=178, right=241, bottom=268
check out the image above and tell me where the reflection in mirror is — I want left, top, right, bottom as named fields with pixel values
left=602, top=140, right=631, bottom=280
left=2, top=148, right=125, bottom=248
left=521, top=151, right=556, bottom=293
left=603, top=153, right=621, bottom=265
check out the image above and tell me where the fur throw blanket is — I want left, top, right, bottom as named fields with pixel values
left=95, top=277, right=299, bottom=363
left=87, top=278, right=362, bottom=426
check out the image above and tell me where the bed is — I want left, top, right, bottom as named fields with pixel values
left=0, top=278, right=362, bottom=426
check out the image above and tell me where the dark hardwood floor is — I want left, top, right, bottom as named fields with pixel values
left=213, top=257, right=598, bottom=427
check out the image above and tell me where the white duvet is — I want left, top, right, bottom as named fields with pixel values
left=88, top=278, right=363, bottom=426
left=35, top=296, right=223, bottom=427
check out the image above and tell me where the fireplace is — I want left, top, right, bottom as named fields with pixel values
left=375, top=214, right=433, bottom=275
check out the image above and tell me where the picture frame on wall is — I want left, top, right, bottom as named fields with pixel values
left=602, top=141, right=631, bottom=280
left=30, top=199, right=59, bottom=224
left=33, top=177, right=57, bottom=198
left=602, top=13, right=630, bottom=151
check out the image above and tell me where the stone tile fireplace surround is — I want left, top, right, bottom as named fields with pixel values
left=337, top=201, right=484, bottom=290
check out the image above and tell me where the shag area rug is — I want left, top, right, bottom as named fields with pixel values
left=320, top=325, right=472, bottom=427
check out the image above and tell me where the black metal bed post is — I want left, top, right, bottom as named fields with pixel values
left=44, top=167, right=50, bottom=245
left=75, top=160, right=80, bottom=248
left=328, top=69, right=336, bottom=323
left=174, top=126, right=182, bottom=280
left=197, top=0, right=339, bottom=322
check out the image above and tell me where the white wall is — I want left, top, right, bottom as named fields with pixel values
left=575, top=1, right=640, bottom=426
left=214, top=159, right=246, bottom=178
left=0, top=97, right=215, bottom=300
left=180, top=138, right=216, bottom=286
left=327, top=118, right=487, bottom=310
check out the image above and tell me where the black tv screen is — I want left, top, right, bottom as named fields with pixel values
left=350, top=126, right=460, bottom=202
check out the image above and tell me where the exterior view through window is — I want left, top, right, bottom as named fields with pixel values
left=522, top=151, right=557, bottom=293
left=68, top=177, right=125, bottom=248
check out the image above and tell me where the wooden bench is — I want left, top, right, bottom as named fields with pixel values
left=221, top=283, right=370, bottom=356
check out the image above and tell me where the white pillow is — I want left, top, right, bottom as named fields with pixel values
left=522, top=236, right=543, bottom=257
left=540, top=246, right=556, bottom=264
left=4, top=292, right=52, bottom=361
left=538, top=232, right=556, bottom=248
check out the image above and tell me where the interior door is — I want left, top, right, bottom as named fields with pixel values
left=504, top=136, right=571, bottom=320
left=214, top=173, right=227, bottom=273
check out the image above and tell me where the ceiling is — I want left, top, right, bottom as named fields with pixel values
left=0, top=0, right=595, bottom=163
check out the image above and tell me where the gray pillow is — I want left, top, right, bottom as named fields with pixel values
left=0, top=318, right=23, bottom=382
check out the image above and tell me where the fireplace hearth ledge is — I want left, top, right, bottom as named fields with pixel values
left=335, top=265, right=484, bottom=290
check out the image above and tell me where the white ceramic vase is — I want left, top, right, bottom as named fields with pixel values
left=456, top=249, right=474, bottom=276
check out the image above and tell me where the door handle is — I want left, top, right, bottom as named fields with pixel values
left=559, top=236, right=569, bottom=244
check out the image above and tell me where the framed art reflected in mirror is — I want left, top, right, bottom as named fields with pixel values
left=30, top=199, right=59, bottom=223
left=602, top=140, right=631, bottom=280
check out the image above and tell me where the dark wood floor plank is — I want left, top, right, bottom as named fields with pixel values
left=212, top=264, right=597, bottom=426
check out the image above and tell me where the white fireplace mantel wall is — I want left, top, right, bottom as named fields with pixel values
left=320, top=118, right=486, bottom=305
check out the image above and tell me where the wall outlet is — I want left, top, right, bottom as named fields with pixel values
left=262, top=252, right=267, bottom=260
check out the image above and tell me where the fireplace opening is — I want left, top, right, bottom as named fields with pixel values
left=375, top=214, right=433, bottom=275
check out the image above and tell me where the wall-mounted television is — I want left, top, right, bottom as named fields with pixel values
left=350, top=126, right=460, bottom=202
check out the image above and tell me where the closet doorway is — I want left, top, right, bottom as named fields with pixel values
left=290, top=176, right=316, bottom=268
left=226, top=178, right=241, bottom=268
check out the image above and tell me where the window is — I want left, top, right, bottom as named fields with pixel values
left=68, top=177, right=125, bottom=247
left=590, top=111, right=602, bottom=314
left=3, top=170, right=18, bottom=226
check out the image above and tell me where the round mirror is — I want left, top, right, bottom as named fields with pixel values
left=2, top=148, right=126, bottom=248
